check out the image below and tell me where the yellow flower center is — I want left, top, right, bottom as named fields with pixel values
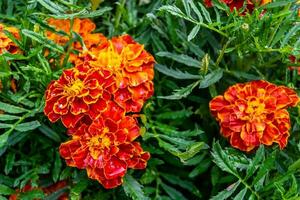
left=245, top=97, right=265, bottom=119
left=98, top=42, right=122, bottom=70
left=88, top=127, right=111, bottom=159
left=64, top=79, right=84, bottom=96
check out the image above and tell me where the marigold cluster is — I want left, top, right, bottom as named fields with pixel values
left=44, top=18, right=153, bottom=189
left=204, top=0, right=272, bottom=13
left=209, top=80, right=299, bottom=152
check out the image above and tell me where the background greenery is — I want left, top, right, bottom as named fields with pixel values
left=0, top=0, right=299, bottom=199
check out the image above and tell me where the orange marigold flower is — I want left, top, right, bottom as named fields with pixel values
left=76, top=35, right=155, bottom=113
left=46, top=18, right=107, bottom=49
left=0, top=23, right=21, bottom=54
left=59, top=113, right=150, bottom=189
left=209, top=80, right=299, bottom=151
left=44, top=65, right=117, bottom=128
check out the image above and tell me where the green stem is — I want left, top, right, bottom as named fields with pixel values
left=267, top=4, right=291, bottom=47
left=114, top=0, right=126, bottom=31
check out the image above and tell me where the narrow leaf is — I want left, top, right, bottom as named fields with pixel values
left=123, top=174, right=149, bottom=200
left=155, top=64, right=200, bottom=79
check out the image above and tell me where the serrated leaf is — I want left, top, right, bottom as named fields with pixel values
left=123, top=174, right=149, bottom=200
left=188, top=0, right=203, bottom=22
left=245, top=145, right=264, bottom=180
left=156, top=52, right=201, bottom=68
left=198, top=2, right=212, bottom=23
left=52, top=151, right=62, bottom=182
left=155, top=64, right=200, bottom=79
left=38, top=124, right=61, bottom=142
left=199, top=69, right=223, bottom=88
left=37, top=0, right=65, bottom=14
left=176, top=142, right=207, bottom=162
left=0, top=102, right=28, bottom=114
left=15, top=121, right=41, bottom=132
left=0, top=184, right=14, bottom=195
left=21, top=29, right=64, bottom=53
left=0, top=132, right=10, bottom=149
left=233, top=188, right=247, bottom=200
left=159, top=5, right=188, bottom=20
left=211, top=142, right=238, bottom=176
left=252, top=151, right=276, bottom=185
left=48, top=7, right=112, bottom=19
left=210, top=181, right=240, bottom=200
left=188, top=25, right=200, bottom=41
left=4, top=152, right=15, bottom=175
left=161, top=183, right=187, bottom=200
left=0, top=114, right=19, bottom=121
left=158, top=81, right=200, bottom=100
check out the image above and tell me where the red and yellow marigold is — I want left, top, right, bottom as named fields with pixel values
left=44, top=65, right=117, bottom=128
left=204, top=0, right=272, bottom=13
left=74, top=35, right=155, bottom=113
left=209, top=80, right=299, bottom=151
left=0, top=23, right=21, bottom=54
left=59, top=112, right=150, bottom=189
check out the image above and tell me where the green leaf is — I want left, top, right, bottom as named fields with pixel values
left=188, top=0, right=203, bottom=22
left=159, top=5, right=188, bottom=20
left=158, top=81, right=200, bottom=100
left=70, top=180, right=88, bottom=199
left=123, top=174, right=149, bottom=200
left=52, top=151, right=62, bottom=182
left=211, top=141, right=238, bottom=176
left=245, top=145, right=264, bottom=180
left=155, top=64, right=200, bottom=79
left=37, top=0, right=66, bottom=14
left=210, top=181, right=240, bottom=200
left=233, top=188, right=247, bottom=200
left=19, top=190, right=45, bottom=200
left=0, top=114, right=20, bottom=121
left=161, top=183, right=187, bottom=200
left=156, top=109, right=193, bottom=120
left=47, top=7, right=112, bottom=19
left=199, top=69, right=223, bottom=88
left=288, top=158, right=300, bottom=172
left=188, top=25, right=201, bottom=41
left=0, top=102, right=28, bottom=114
left=156, top=52, right=201, bottom=68
left=176, top=142, right=207, bottom=162
left=0, top=132, right=10, bottom=149
left=15, top=121, right=41, bottom=132
left=21, top=29, right=64, bottom=53
left=38, top=124, right=61, bottom=142
left=252, top=151, right=276, bottom=185
left=198, top=2, right=211, bottom=23
left=0, top=184, right=14, bottom=195
left=4, top=152, right=15, bottom=175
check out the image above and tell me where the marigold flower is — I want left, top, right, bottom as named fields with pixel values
left=209, top=80, right=299, bottom=151
left=44, top=65, right=117, bottom=128
left=46, top=18, right=107, bottom=49
left=0, top=23, right=21, bottom=54
left=76, top=35, right=155, bottom=113
left=59, top=113, right=150, bottom=189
